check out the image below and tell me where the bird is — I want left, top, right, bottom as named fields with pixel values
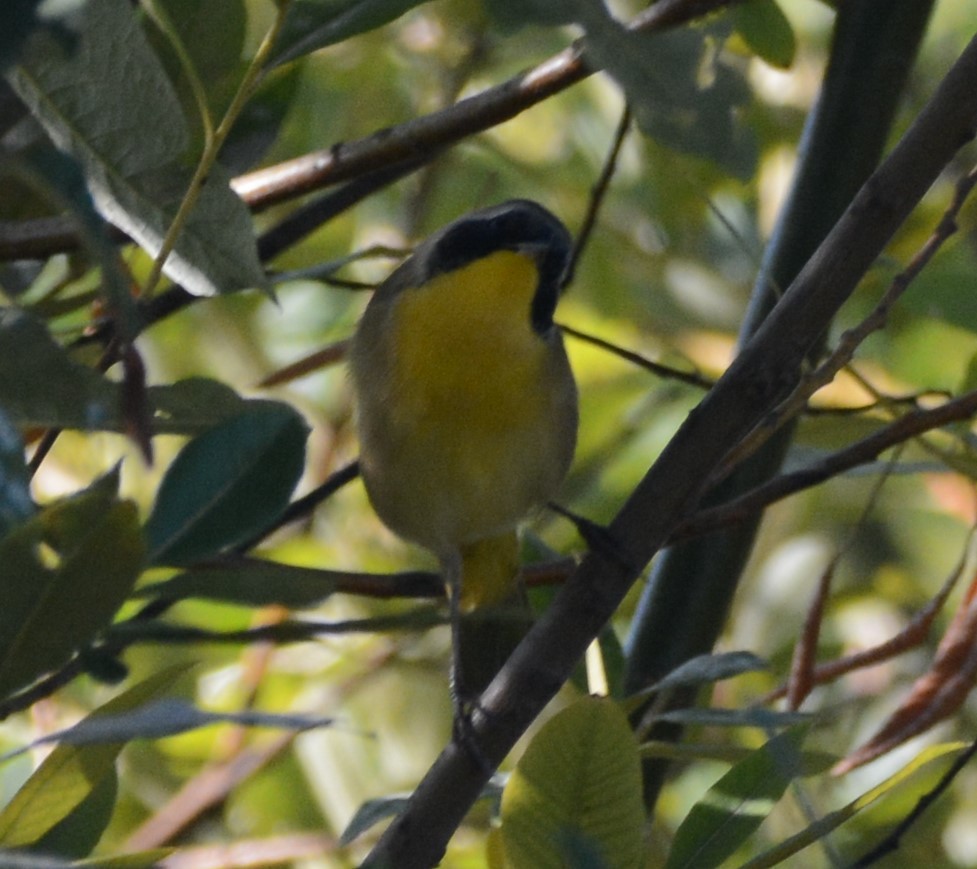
left=349, top=199, right=578, bottom=742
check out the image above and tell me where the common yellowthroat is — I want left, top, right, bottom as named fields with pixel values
left=349, top=199, right=578, bottom=732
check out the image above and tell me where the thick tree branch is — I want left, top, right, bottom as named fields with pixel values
left=363, top=32, right=977, bottom=868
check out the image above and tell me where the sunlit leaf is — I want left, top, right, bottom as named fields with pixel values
left=665, top=728, right=808, bottom=869
left=30, top=767, right=118, bottom=859
left=732, top=0, right=796, bottom=69
left=740, top=742, right=968, bottom=869
left=501, top=696, right=644, bottom=869
left=144, top=404, right=309, bottom=564
left=0, top=666, right=188, bottom=847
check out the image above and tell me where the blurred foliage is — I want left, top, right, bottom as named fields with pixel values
left=2, top=0, right=977, bottom=866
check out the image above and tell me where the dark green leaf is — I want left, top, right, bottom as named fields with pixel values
left=732, top=0, right=796, bottom=69
left=0, top=308, right=119, bottom=432
left=0, top=0, right=78, bottom=74
left=342, top=777, right=504, bottom=845
left=8, top=0, right=266, bottom=296
left=137, top=560, right=338, bottom=607
left=654, top=707, right=812, bottom=729
left=3, top=699, right=332, bottom=758
left=341, top=795, right=412, bottom=845
left=0, top=405, right=34, bottom=538
left=0, top=315, right=289, bottom=434
left=484, top=0, right=577, bottom=31
left=651, top=651, right=768, bottom=694
left=145, top=404, right=309, bottom=564
left=665, top=728, right=808, bottom=869
left=0, top=482, right=145, bottom=700
left=14, top=146, right=139, bottom=339
left=582, top=13, right=757, bottom=179
left=272, top=0, right=432, bottom=67
left=0, top=666, right=187, bottom=847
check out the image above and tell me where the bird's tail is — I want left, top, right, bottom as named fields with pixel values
left=457, top=531, right=533, bottom=695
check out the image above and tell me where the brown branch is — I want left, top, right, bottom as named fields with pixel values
left=716, top=163, right=977, bottom=480
left=672, top=388, right=977, bottom=543
left=0, top=0, right=740, bottom=262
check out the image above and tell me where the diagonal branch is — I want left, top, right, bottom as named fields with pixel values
left=363, top=31, right=977, bottom=868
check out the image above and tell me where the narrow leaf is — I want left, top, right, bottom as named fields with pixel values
left=272, top=0, right=432, bottom=67
left=0, top=666, right=188, bottom=847
left=651, top=651, right=768, bottom=694
left=665, top=728, right=808, bottom=869
left=137, top=560, right=338, bottom=607
left=654, top=707, right=812, bottom=729
left=2, top=699, right=332, bottom=760
left=501, top=696, right=644, bottom=869
left=145, top=404, right=309, bottom=564
left=740, top=742, right=968, bottom=869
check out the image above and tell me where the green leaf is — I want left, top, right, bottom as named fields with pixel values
left=272, top=0, right=432, bottom=67
left=145, top=404, right=309, bottom=565
left=0, top=0, right=72, bottom=74
left=501, top=696, right=644, bottom=869
left=0, top=314, right=290, bottom=434
left=648, top=651, right=768, bottom=695
left=31, top=767, right=118, bottom=859
left=664, top=728, right=808, bottom=869
left=0, top=665, right=188, bottom=847
left=654, top=707, right=812, bottom=729
left=0, top=405, right=35, bottom=538
left=14, top=146, right=140, bottom=339
left=0, top=308, right=119, bottom=432
left=341, top=795, right=414, bottom=845
left=136, top=560, right=338, bottom=607
left=740, top=742, right=968, bottom=869
left=342, top=778, right=503, bottom=845
left=3, top=699, right=333, bottom=759
left=484, top=0, right=577, bottom=31
left=0, top=480, right=145, bottom=700
left=8, top=0, right=266, bottom=296
left=581, top=11, right=757, bottom=179
left=732, top=0, right=796, bottom=69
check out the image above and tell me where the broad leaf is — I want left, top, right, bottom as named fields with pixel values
left=145, top=404, right=309, bottom=564
left=8, top=0, right=266, bottom=296
left=501, top=696, right=644, bottom=869
left=0, top=478, right=145, bottom=700
left=581, top=9, right=757, bottom=179
left=732, top=0, right=796, bottom=70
